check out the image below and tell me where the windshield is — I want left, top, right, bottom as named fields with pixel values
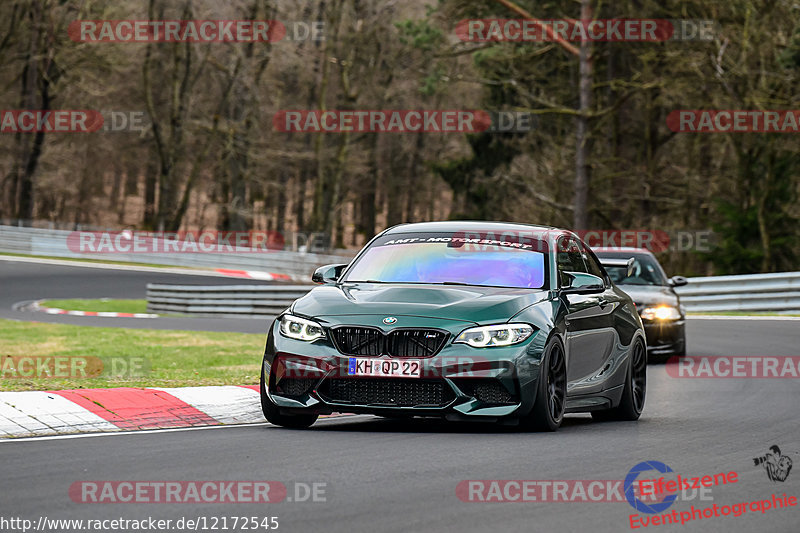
left=343, top=233, right=548, bottom=289
left=602, top=256, right=667, bottom=286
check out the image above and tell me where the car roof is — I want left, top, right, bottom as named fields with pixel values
left=381, top=221, right=561, bottom=235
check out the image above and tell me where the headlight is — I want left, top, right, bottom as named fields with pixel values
left=454, top=323, right=534, bottom=348
left=279, top=314, right=325, bottom=341
left=640, top=305, right=681, bottom=321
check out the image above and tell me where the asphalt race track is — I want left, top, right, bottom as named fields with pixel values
left=1, top=260, right=799, bottom=532
left=0, top=258, right=270, bottom=332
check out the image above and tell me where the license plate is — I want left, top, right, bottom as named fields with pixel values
left=347, top=358, right=421, bottom=378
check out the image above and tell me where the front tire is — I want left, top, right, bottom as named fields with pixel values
left=522, top=337, right=567, bottom=431
left=259, top=356, right=318, bottom=429
left=674, top=330, right=687, bottom=357
left=592, top=338, right=646, bottom=421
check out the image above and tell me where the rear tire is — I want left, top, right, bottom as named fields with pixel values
left=592, top=338, right=646, bottom=421
left=522, top=337, right=566, bottom=431
left=259, top=356, right=318, bottom=429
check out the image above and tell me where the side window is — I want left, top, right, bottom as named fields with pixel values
left=581, top=245, right=608, bottom=284
left=556, top=237, right=587, bottom=286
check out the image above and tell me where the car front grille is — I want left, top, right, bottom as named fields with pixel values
left=331, top=327, right=448, bottom=357
left=387, top=329, right=449, bottom=357
left=331, top=327, right=384, bottom=355
left=319, top=378, right=455, bottom=407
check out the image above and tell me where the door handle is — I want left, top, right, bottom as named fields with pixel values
left=598, top=299, right=609, bottom=308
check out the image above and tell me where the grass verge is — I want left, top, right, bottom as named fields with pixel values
left=0, top=319, right=265, bottom=391
left=40, top=299, right=149, bottom=314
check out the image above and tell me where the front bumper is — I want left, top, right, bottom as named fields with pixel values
left=264, top=316, right=549, bottom=421
left=642, top=319, right=685, bottom=355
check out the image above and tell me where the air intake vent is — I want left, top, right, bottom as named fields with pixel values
left=319, top=378, right=455, bottom=407
left=273, top=377, right=317, bottom=398
left=452, top=379, right=517, bottom=405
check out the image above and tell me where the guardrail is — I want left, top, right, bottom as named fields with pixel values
left=0, top=225, right=354, bottom=280
left=675, top=272, right=800, bottom=313
left=143, top=271, right=800, bottom=318
left=146, top=284, right=314, bottom=317
left=9, top=219, right=789, bottom=316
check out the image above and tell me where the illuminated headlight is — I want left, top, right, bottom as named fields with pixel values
left=454, top=323, right=534, bottom=348
left=279, top=314, right=325, bottom=341
left=640, top=306, right=681, bottom=321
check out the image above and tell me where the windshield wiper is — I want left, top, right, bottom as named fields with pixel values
left=438, top=281, right=540, bottom=289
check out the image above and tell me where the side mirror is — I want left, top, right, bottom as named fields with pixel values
left=626, top=257, right=636, bottom=278
left=561, top=272, right=605, bottom=294
left=668, top=276, right=689, bottom=287
left=312, top=264, right=348, bottom=284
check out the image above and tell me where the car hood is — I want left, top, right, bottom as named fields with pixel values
left=291, top=283, right=550, bottom=324
left=616, top=284, right=679, bottom=307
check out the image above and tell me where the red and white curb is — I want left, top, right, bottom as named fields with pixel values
left=0, top=386, right=342, bottom=438
left=31, top=300, right=159, bottom=319
left=215, top=268, right=293, bottom=281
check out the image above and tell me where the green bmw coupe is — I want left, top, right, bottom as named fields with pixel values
left=260, top=221, right=646, bottom=431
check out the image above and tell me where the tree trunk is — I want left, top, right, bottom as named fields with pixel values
left=310, top=0, right=344, bottom=233
left=573, top=0, right=593, bottom=230
left=143, top=151, right=158, bottom=229
left=14, top=0, right=49, bottom=223
left=756, top=152, right=775, bottom=272
left=404, top=133, right=426, bottom=222
left=385, top=149, right=404, bottom=226
left=357, top=134, right=379, bottom=238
